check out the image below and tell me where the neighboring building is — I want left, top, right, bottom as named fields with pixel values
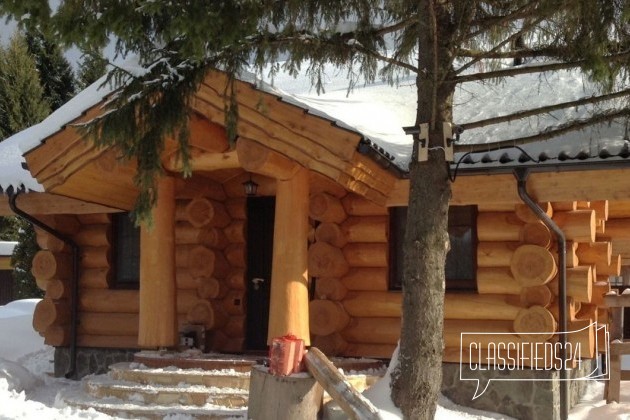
left=0, top=241, right=16, bottom=305
left=0, top=64, right=629, bottom=418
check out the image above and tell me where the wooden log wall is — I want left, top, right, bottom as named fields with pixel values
left=308, top=192, right=396, bottom=358
left=175, top=176, right=245, bottom=353
left=32, top=175, right=247, bottom=351
left=310, top=195, right=618, bottom=364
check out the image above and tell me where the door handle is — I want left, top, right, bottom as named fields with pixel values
left=252, top=278, right=265, bottom=290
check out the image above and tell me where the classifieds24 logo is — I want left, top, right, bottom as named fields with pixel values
left=458, top=322, right=609, bottom=399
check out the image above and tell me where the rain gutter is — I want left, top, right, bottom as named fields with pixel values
left=513, top=168, right=568, bottom=420
left=8, top=191, right=80, bottom=379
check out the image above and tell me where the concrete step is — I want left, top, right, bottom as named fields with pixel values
left=84, top=374, right=249, bottom=407
left=58, top=386, right=247, bottom=419
left=110, top=362, right=250, bottom=389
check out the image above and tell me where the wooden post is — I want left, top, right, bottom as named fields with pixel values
left=138, top=176, right=177, bottom=348
left=268, top=168, right=311, bottom=345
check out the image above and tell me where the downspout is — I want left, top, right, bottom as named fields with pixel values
left=8, top=191, right=80, bottom=379
left=513, top=168, right=568, bottom=420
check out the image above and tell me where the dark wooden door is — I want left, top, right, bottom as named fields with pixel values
left=246, top=196, right=275, bottom=350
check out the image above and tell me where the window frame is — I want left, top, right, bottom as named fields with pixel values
left=388, top=205, right=478, bottom=291
left=110, top=212, right=141, bottom=290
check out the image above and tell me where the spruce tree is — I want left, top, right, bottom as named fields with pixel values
left=77, top=51, right=108, bottom=89
left=0, top=33, right=49, bottom=300
left=0, top=33, right=49, bottom=138
left=25, top=28, right=76, bottom=111
left=2, top=2, right=629, bottom=416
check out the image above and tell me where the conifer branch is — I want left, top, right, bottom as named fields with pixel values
left=462, top=1, right=542, bottom=42
left=452, top=51, right=630, bottom=83
left=460, top=88, right=630, bottom=130
left=454, top=108, right=630, bottom=153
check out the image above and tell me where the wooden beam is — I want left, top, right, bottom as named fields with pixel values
left=388, top=168, right=630, bottom=206
left=164, top=150, right=240, bottom=172
left=236, top=138, right=299, bottom=180
left=268, top=167, right=311, bottom=345
left=0, top=193, right=124, bottom=216
left=0, top=257, right=12, bottom=270
left=138, top=176, right=177, bottom=347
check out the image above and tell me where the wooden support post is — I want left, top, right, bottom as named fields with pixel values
left=138, top=176, right=177, bottom=348
left=268, top=168, right=311, bottom=345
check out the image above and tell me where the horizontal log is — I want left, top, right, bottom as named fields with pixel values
left=547, top=267, right=593, bottom=303
left=340, top=217, right=388, bottom=243
left=608, top=201, right=630, bottom=218
left=176, top=245, right=230, bottom=278
left=309, top=193, right=347, bottom=223
left=591, top=200, right=609, bottom=222
left=552, top=202, right=577, bottom=212
left=548, top=297, right=581, bottom=321
left=175, top=223, right=228, bottom=248
left=552, top=210, right=596, bottom=242
left=477, top=242, right=520, bottom=267
left=79, top=268, right=110, bottom=289
left=224, top=198, right=246, bottom=220
left=44, top=325, right=70, bottom=346
left=308, top=242, right=349, bottom=278
left=77, top=334, right=139, bottom=349
left=224, top=220, right=246, bottom=243
left=341, top=317, right=400, bottom=345
left=576, top=242, right=612, bottom=265
left=32, top=250, right=72, bottom=282
left=186, top=300, right=228, bottom=329
left=595, top=254, right=621, bottom=276
left=515, top=202, right=553, bottom=224
left=602, top=218, right=630, bottom=239
left=81, top=246, right=110, bottom=269
left=176, top=198, right=231, bottom=228
left=236, top=138, right=300, bottom=180
left=342, top=243, right=388, bottom=267
left=34, top=228, right=67, bottom=252
left=36, top=215, right=81, bottom=235
left=79, top=289, right=139, bottom=313
left=78, top=312, right=138, bottom=336
left=73, top=224, right=111, bottom=247
left=224, top=243, right=246, bottom=268
left=513, top=306, right=557, bottom=340
left=315, top=223, right=348, bottom=248
left=342, top=292, right=401, bottom=318
left=173, top=176, right=226, bottom=201
left=0, top=194, right=119, bottom=217
left=341, top=268, right=389, bottom=291
left=223, top=290, right=246, bottom=315
left=226, top=269, right=246, bottom=290
left=520, top=285, right=553, bottom=308
left=309, top=299, right=351, bottom=336
left=175, top=269, right=198, bottom=290
left=223, top=315, right=246, bottom=338
left=177, top=289, right=200, bottom=314
left=311, top=333, right=349, bottom=357
left=444, top=293, right=522, bottom=320
left=443, top=319, right=536, bottom=349
left=197, top=277, right=228, bottom=299
left=315, top=277, right=348, bottom=301
left=520, top=222, right=552, bottom=248
left=477, top=212, right=524, bottom=242
left=33, top=299, right=70, bottom=333
left=46, top=279, right=69, bottom=300
left=341, top=195, right=388, bottom=216
left=569, top=319, right=595, bottom=359
left=476, top=267, right=521, bottom=295
left=510, top=245, right=557, bottom=286
left=222, top=172, right=276, bottom=198
left=591, top=281, right=611, bottom=307
left=575, top=303, right=598, bottom=322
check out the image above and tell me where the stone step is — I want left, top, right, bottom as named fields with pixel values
left=134, top=350, right=259, bottom=373
left=84, top=374, right=249, bottom=407
left=110, top=362, right=251, bottom=389
left=58, top=386, right=247, bottom=420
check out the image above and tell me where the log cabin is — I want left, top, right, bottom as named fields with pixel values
left=0, top=64, right=628, bottom=410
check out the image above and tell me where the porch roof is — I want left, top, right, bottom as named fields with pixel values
left=0, top=60, right=628, bottom=195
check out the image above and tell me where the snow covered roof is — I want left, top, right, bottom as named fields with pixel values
left=0, top=241, right=17, bottom=256
left=0, top=61, right=628, bottom=194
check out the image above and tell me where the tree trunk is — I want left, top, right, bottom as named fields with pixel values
left=390, top=4, right=454, bottom=417
left=391, top=150, right=450, bottom=419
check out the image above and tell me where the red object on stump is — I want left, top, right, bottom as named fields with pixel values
left=269, top=335, right=306, bottom=376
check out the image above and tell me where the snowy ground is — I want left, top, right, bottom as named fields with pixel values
left=0, top=300, right=629, bottom=419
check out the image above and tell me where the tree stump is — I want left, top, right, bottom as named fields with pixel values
left=247, top=365, right=323, bottom=419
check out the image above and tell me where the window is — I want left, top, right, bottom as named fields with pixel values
left=389, top=205, right=477, bottom=291
left=112, top=213, right=140, bottom=289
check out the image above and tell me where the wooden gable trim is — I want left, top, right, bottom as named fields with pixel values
left=0, top=193, right=123, bottom=216
left=388, top=167, right=630, bottom=206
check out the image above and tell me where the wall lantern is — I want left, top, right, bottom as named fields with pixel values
left=242, top=174, right=259, bottom=197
